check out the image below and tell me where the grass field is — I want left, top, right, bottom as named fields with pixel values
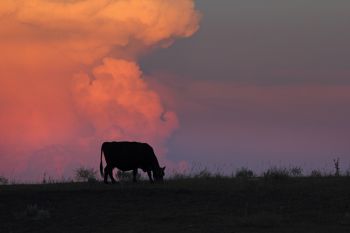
left=1, top=176, right=350, bottom=233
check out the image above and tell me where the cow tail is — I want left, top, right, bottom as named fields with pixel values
left=100, top=146, right=104, bottom=178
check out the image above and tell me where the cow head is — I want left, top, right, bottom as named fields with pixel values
left=153, top=166, right=166, bottom=182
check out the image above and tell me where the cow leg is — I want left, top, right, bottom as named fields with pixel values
left=108, top=167, right=116, bottom=184
left=104, top=166, right=109, bottom=184
left=133, top=169, right=138, bottom=183
left=147, top=171, right=154, bottom=183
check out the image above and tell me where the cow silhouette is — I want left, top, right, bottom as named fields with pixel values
left=100, top=141, right=165, bottom=183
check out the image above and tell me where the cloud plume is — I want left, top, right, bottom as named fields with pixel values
left=72, top=58, right=178, bottom=148
left=0, top=0, right=200, bottom=180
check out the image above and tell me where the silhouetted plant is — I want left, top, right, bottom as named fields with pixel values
left=193, top=168, right=212, bottom=179
left=214, top=172, right=224, bottom=179
left=42, top=172, right=65, bottom=184
left=310, top=169, right=322, bottom=177
left=0, top=175, right=8, bottom=185
left=235, top=167, right=255, bottom=178
left=170, top=172, right=190, bottom=180
left=346, top=168, right=350, bottom=177
left=289, top=166, right=303, bottom=177
left=42, top=172, right=47, bottom=184
left=74, top=167, right=97, bottom=182
left=263, top=167, right=290, bottom=180
left=333, top=158, right=340, bottom=176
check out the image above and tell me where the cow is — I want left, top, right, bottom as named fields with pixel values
left=100, top=141, right=165, bottom=184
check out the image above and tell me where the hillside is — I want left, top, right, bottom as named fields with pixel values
left=1, top=177, right=350, bottom=233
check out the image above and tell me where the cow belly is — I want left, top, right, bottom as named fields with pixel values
left=113, top=162, right=149, bottom=172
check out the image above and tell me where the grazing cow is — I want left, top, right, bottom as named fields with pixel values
left=100, top=141, right=165, bottom=183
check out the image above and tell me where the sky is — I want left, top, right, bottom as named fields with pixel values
left=0, top=0, right=349, bottom=180
left=141, top=0, right=350, bottom=173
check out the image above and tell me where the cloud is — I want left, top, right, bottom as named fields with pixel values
left=0, top=0, right=200, bottom=180
left=72, top=58, right=179, bottom=146
left=0, top=0, right=200, bottom=65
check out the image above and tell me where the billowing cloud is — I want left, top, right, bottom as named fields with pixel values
left=72, top=58, right=178, bottom=148
left=1, top=0, right=200, bottom=65
left=0, top=0, right=200, bottom=180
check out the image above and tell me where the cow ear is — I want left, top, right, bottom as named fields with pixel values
left=162, top=166, right=166, bottom=171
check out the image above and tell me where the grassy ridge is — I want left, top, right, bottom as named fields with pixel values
left=1, top=177, right=350, bottom=233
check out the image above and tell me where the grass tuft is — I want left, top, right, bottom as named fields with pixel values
left=346, top=169, right=350, bottom=177
left=310, top=169, right=323, bottom=177
left=263, top=167, right=290, bottom=180
left=193, top=168, right=212, bottom=179
left=289, top=166, right=303, bottom=177
left=235, top=167, right=255, bottom=178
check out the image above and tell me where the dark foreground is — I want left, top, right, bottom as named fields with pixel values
left=1, top=177, right=350, bottom=233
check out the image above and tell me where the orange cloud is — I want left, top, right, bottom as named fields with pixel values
left=0, top=0, right=200, bottom=65
left=72, top=58, right=178, bottom=146
left=0, top=0, right=200, bottom=180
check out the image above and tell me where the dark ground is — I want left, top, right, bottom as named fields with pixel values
left=1, top=177, right=350, bottom=233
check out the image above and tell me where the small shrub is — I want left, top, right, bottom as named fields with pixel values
left=0, top=175, right=8, bottom=185
left=263, top=167, right=290, bottom=180
left=310, top=169, right=322, bottom=177
left=235, top=167, right=255, bottom=178
left=289, top=166, right=303, bottom=177
left=333, top=158, right=340, bottom=176
left=75, top=167, right=97, bottom=182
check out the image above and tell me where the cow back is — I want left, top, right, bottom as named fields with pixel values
left=101, top=141, right=159, bottom=172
